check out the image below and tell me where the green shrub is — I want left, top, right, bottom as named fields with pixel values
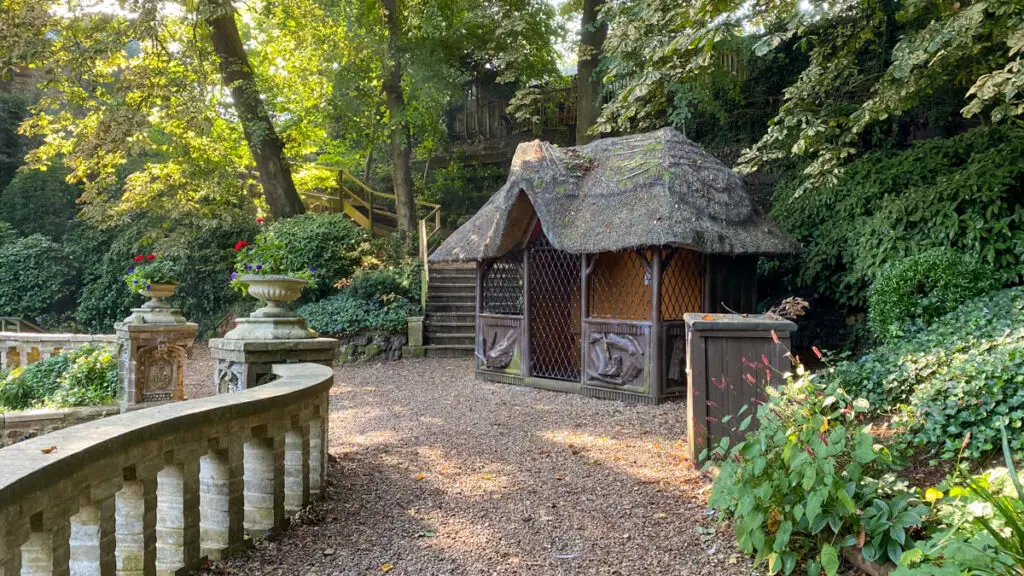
left=709, top=363, right=924, bottom=574
left=347, top=262, right=421, bottom=304
left=0, top=344, right=117, bottom=410
left=834, top=287, right=1024, bottom=460
left=419, top=160, right=506, bottom=229
left=0, top=166, right=81, bottom=240
left=0, top=93, right=27, bottom=190
left=0, top=355, right=69, bottom=410
left=771, top=124, right=1024, bottom=309
left=257, top=213, right=368, bottom=300
left=47, top=345, right=118, bottom=407
left=0, top=234, right=77, bottom=322
left=298, top=292, right=419, bottom=336
left=867, top=248, right=1002, bottom=341
left=0, top=221, right=15, bottom=246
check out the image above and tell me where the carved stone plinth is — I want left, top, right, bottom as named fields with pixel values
left=115, top=322, right=198, bottom=412
left=208, top=338, right=339, bottom=394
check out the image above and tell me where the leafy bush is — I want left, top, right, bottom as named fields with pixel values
left=709, top=363, right=924, bottom=574
left=0, top=356, right=69, bottom=410
left=770, top=124, right=1024, bottom=309
left=346, top=263, right=421, bottom=304
left=47, top=345, right=118, bottom=407
left=867, top=248, right=1002, bottom=341
left=253, top=214, right=368, bottom=300
left=0, top=93, right=27, bottom=190
left=893, top=427, right=1024, bottom=575
left=834, top=287, right=1024, bottom=460
left=0, top=344, right=117, bottom=410
left=0, top=166, right=81, bottom=240
left=419, top=160, right=506, bottom=229
left=0, top=234, right=77, bottom=322
left=298, top=292, right=419, bottom=336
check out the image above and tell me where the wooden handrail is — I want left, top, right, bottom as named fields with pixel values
left=297, top=162, right=445, bottom=311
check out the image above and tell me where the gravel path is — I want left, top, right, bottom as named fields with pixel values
left=192, top=353, right=756, bottom=576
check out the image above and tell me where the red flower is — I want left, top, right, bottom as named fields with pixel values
left=147, top=253, right=156, bottom=261
left=256, top=217, right=265, bottom=224
left=134, top=255, right=144, bottom=263
left=234, top=240, right=249, bottom=252
left=812, top=346, right=823, bottom=360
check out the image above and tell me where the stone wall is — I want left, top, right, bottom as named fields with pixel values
left=0, top=333, right=116, bottom=371
left=336, top=331, right=408, bottom=363
left=1, top=406, right=119, bottom=448
left=0, top=363, right=333, bottom=576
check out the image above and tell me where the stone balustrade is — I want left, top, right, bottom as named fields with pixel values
left=0, top=363, right=332, bottom=576
left=0, top=333, right=117, bottom=371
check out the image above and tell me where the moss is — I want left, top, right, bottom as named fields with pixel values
left=362, top=343, right=383, bottom=361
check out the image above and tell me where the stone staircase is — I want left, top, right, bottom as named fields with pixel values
left=423, top=263, right=476, bottom=357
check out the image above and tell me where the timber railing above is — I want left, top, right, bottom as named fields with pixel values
left=0, top=362, right=333, bottom=576
left=0, top=318, right=45, bottom=334
left=298, top=164, right=443, bottom=309
left=0, top=332, right=117, bottom=371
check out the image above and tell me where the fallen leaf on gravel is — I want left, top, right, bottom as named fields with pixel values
left=480, top=473, right=494, bottom=480
left=362, top=387, right=377, bottom=391
left=555, top=473, right=565, bottom=480
left=588, top=459, right=602, bottom=466
left=653, top=513, right=668, bottom=519
left=414, top=474, right=426, bottom=480
left=553, top=553, right=579, bottom=559
left=416, top=531, right=436, bottom=538
left=380, top=563, right=393, bottom=572
left=322, top=548, right=335, bottom=556
left=41, top=446, right=57, bottom=454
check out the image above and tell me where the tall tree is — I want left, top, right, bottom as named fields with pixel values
left=576, top=0, right=607, bottom=145
left=329, top=0, right=561, bottom=234
left=1, top=0, right=334, bottom=222
left=380, top=0, right=416, bottom=235
left=206, top=0, right=304, bottom=218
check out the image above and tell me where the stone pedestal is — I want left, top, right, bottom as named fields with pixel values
left=208, top=338, right=339, bottom=394
left=116, top=320, right=198, bottom=412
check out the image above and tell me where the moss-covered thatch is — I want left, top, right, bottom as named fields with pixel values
left=431, top=128, right=799, bottom=262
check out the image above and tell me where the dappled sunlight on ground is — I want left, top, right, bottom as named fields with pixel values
left=205, top=357, right=756, bottom=575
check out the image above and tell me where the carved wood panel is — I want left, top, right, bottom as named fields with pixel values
left=583, top=320, right=650, bottom=391
left=478, top=315, right=523, bottom=375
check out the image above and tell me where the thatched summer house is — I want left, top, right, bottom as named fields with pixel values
left=431, top=127, right=799, bottom=404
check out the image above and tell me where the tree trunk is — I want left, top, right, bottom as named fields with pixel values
left=205, top=0, right=305, bottom=218
left=576, top=0, right=608, bottom=145
left=381, top=0, right=417, bottom=238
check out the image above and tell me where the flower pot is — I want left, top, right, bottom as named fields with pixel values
left=121, top=282, right=188, bottom=325
left=140, top=282, right=177, bottom=309
left=240, top=275, right=307, bottom=318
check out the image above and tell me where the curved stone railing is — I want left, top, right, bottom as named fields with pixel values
left=0, top=363, right=333, bottom=576
left=0, top=333, right=117, bottom=371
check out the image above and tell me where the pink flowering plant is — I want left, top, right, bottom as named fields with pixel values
left=706, top=339, right=924, bottom=575
left=123, top=254, right=179, bottom=295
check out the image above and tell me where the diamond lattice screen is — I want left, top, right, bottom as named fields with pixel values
left=482, top=252, right=524, bottom=315
left=589, top=251, right=652, bottom=321
left=528, top=234, right=581, bottom=381
left=661, top=248, right=704, bottom=320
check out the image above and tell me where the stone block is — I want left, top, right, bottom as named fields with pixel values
left=401, top=345, right=425, bottom=358
left=209, top=338, right=339, bottom=394
left=406, top=316, right=424, bottom=347
left=362, top=344, right=382, bottom=361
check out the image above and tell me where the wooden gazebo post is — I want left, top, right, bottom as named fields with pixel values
left=650, top=248, right=664, bottom=401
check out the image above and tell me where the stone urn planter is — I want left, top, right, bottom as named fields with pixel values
left=225, top=275, right=316, bottom=340
left=123, top=282, right=187, bottom=324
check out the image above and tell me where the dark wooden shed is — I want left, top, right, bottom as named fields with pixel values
left=431, top=128, right=799, bottom=404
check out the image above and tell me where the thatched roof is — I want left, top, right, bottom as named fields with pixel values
left=431, top=127, right=799, bottom=262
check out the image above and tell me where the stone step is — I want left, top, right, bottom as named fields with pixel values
left=427, top=302, right=475, bottom=313
left=428, top=278, right=475, bottom=286
left=428, top=286, right=476, bottom=295
left=425, top=333, right=475, bottom=346
left=425, top=322, right=474, bottom=335
left=430, top=269, right=476, bottom=280
left=423, top=344, right=475, bottom=358
left=427, top=293, right=475, bottom=304
left=425, top=312, right=475, bottom=324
